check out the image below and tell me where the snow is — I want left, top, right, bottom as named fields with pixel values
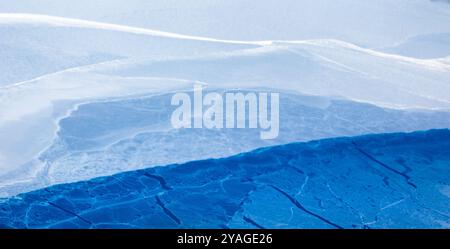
left=2, top=0, right=450, bottom=47
left=90, top=41, right=450, bottom=109
left=0, top=15, right=256, bottom=86
left=1, top=1, right=450, bottom=199
left=381, top=33, right=450, bottom=59
left=0, top=13, right=270, bottom=46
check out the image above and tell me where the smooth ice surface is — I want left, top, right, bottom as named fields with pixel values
left=1, top=129, right=449, bottom=228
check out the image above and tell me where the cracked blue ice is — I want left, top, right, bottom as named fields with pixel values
left=0, top=129, right=449, bottom=228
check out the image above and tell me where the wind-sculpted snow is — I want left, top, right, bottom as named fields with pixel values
left=2, top=35, right=450, bottom=197
left=0, top=15, right=256, bottom=86
left=2, top=0, right=449, bottom=88
left=0, top=14, right=269, bottom=46
left=2, top=90, right=450, bottom=197
left=2, top=0, right=450, bottom=48
left=0, top=129, right=449, bottom=228
left=1, top=1, right=450, bottom=201
left=92, top=42, right=450, bottom=109
left=381, top=33, right=450, bottom=59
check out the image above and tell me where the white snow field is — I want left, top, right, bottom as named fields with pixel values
left=0, top=13, right=258, bottom=86
left=1, top=0, right=450, bottom=196
left=381, top=33, right=450, bottom=59
left=1, top=0, right=450, bottom=48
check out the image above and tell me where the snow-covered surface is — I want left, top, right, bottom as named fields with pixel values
left=1, top=0, right=450, bottom=199
left=381, top=33, right=450, bottom=59
left=91, top=41, right=450, bottom=109
left=0, top=14, right=256, bottom=86
left=1, top=40, right=450, bottom=196
left=2, top=0, right=450, bottom=47
left=0, top=13, right=270, bottom=46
